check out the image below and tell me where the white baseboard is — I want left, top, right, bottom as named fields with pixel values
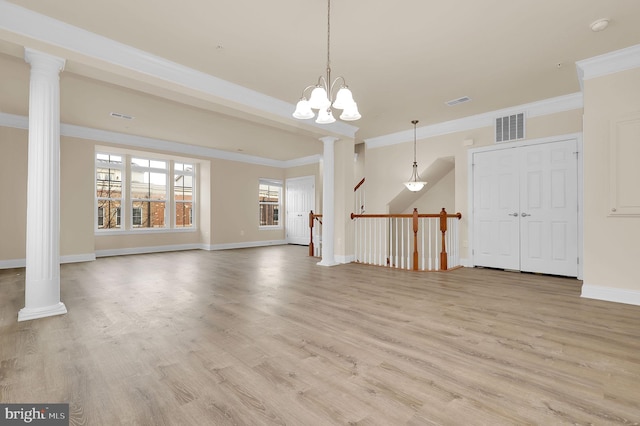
left=581, top=284, right=640, bottom=306
left=459, top=258, right=471, bottom=268
left=204, top=240, right=287, bottom=251
left=0, top=253, right=96, bottom=269
left=62, top=253, right=96, bottom=264
left=0, top=259, right=25, bottom=269
left=96, top=243, right=202, bottom=258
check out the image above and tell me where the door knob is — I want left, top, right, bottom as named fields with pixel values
left=508, top=212, right=518, bottom=217
left=521, top=212, right=531, bottom=217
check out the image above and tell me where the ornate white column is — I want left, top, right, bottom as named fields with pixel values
left=19, top=48, right=67, bottom=321
left=318, top=136, right=339, bottom=266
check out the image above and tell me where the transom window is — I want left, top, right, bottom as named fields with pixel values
left=259, top=179, right=282, bottom=228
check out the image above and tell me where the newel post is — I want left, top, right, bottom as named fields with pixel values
left=309, top=210, right=315, bottom=257
left=439, top=208, right=448, bottom=270
left=412, top=208, right=419, bottom=270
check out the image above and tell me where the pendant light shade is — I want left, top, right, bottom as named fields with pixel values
left=316, top=108, right=336, bottom=124
left=404, top=120, right=427, bottom=192
left=332, top=86, right=354, bottom=110
left=339, top=102, right=361, bottom=121
left=308, top=87, right=330, bottom=110
left=292, top=99, right=315, bottom=120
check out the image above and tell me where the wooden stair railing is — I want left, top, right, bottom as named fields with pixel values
left=350, top=208, right=462, bottom=271
left=308, top=210, right=323, bottom=257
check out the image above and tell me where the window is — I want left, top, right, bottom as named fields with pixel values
left=96, top=153, right=123, bottom=229
left=259, top=179, right=282, bottom=228
left=174, top=162, right=194, bottom=228
left=132, top=207, right=142, bottom=226
left=131, top=158, right=167, bottom=228
left=95, top=151, right=197, bottom=232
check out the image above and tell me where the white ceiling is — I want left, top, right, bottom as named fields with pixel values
left=1, top=0, right=639, bottom=161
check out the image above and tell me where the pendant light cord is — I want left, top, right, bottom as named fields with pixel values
left=412, top=120, right=419, bottom=163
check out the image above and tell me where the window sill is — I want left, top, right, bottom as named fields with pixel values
left=95, top=227, right=198, bottom=236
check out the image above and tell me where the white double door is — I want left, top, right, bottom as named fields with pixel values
left=472, top=139, right=578, bottom=277
left=285, top=176, right=315, bottom=245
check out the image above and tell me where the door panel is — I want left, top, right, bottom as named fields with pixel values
left=472, top=149, right=520, bottom=270
left=285, top=176, right=315, bottom=245
left=520, top=140, right=577, bottom=276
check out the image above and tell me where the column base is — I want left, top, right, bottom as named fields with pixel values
left=317, top=259, right=339, bottom=267
left=18, top=302, right=67, bottom=322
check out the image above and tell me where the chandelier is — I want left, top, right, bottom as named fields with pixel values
left=292, top=0, right=361, bottom=124
left=404, top=120, right=427, bottom=191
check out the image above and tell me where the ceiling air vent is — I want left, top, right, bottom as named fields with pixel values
left=445, top=96, right=471, bottom=106
left=495, top=112, right=525, bottom=143
left=110, top=112, right=135, bottom=120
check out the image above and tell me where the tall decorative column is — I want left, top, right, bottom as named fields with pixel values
left=18, top=48, right=67, bottom=322
left=318, top=136, right=339, bottom=266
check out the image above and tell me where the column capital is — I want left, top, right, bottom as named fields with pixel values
left=319, top=136, right=339, bottom=145
left=24, top=48, right=66, bottom=73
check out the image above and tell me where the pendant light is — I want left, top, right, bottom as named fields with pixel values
left=404, top=120, right=426, bottom=191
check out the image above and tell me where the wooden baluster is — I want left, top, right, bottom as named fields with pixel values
left=412, top=208, right=419, bottom=271
left=439, top=208, right=448, bottom=270
left=309, top=210, right=315, bottom=257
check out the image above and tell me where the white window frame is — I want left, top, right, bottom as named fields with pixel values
left=130, top=157, right=168, bottom=229
left=95, top=153, right=124, bottom=231
left=94, top=150, right=198, bottom=233
left=174, top=162, right=196, bottom=228
left=259, top=178, right=282, bottom=229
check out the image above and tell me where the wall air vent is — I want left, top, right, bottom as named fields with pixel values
left=445, top=96, right=471, bottom=106
left=495, top=112, right=525, bottom=143
left=110, top=112, right=135, bottom=120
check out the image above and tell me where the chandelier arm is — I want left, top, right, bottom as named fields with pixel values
left=300, top=84, right=317, bottom=98
left=329, top=75, right=346, bottom=94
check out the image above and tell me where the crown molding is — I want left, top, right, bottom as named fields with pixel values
left=365, top=92, right=583, bottom=149
left=576, top=43, right=640, bottom=90
left=0, top=0, right=358, bottom=139
left=0, top=112, right=320, bottom=168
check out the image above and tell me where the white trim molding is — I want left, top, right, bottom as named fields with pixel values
left=576, top=44, right=640, bottom=90
left=581, top=284, right=640, bottom=307
left=0, top=112, right=321, bottom=168
left=0, top=254, right=95, bottom=270
left=96, top=243, right=202, bottom=258
left=365, top=93, right=583, bottom=149
left=204, top=240, right=287, bottom=251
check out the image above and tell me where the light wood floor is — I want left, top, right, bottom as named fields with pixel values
left=1, top=245, right=639, bottom=425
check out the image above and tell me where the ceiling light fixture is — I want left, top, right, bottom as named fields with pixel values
left=292, top=0, right=360, bottom=124
left=404, top=120, right=426, bottom=192
left=590, top=18, right=609, bottom=32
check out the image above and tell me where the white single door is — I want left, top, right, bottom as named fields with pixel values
left=472, top=148, right=520, bottom=270
left=286, top=176, right=315, bottom=245
left=520, top=140, right=578, bottom=276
